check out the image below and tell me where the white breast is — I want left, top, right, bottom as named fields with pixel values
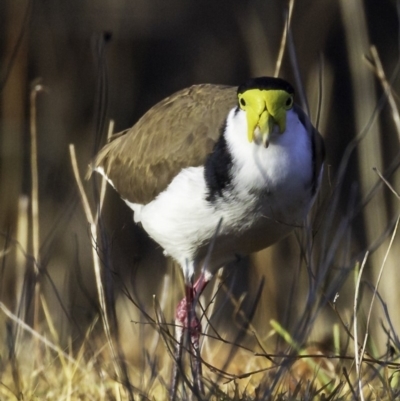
left=137, top=166, right=221, bottom=278
left=133, top=108, right=314, bottom=279
left=226, top=108, right=312, bottom=196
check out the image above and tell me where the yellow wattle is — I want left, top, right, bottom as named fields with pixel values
left=246, top=107, right=260, bottom=142
left=240, top=88, right=290, bottom=143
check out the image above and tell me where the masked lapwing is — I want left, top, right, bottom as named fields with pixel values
left=88, top=76, right=324, bottom=395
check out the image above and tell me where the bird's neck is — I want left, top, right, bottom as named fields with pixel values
left=225, top=108, right=312, bottom=194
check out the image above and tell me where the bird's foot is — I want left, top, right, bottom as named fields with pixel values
left=170, top=273, right=211, bottom=399
left=171, top=288, right=204, bottom=399
left=175, top=296, right=202, bottom=343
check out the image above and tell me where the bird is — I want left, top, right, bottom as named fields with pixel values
left=88, top=76, right=325, bottom=396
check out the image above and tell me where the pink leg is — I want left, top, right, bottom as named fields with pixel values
left=193, top=272, right=210, bottom=297
left=170, top=271, right=211, bottom=399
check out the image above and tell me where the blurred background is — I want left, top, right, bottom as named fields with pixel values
left=1, top=0, right=400, bottom=395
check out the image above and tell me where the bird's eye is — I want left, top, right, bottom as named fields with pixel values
left=240, top=98, right=246, bottom=107
left=285, top=96, right=293, bottom=109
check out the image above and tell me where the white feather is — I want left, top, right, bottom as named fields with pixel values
left=123, top=107, right=315, bottom=281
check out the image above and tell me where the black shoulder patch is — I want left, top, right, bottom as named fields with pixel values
left=204, top=121, right=233, bottom=202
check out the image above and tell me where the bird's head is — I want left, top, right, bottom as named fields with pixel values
left=237, top=77, right=295, bottom=147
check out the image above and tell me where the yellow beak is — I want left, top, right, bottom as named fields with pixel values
left=241, top=89, right=288, bottom=147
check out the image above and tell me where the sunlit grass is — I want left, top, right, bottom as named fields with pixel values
left=2, top=1, right=400, bottom=400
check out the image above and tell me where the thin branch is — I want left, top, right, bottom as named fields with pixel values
left=366, top=45, right=400, bottom=138
left=0, top=302, right=82, bottom=370
left=353, top=251, right=369, bottom=401
left=30, top=81, right=46, bottom=335
left=361, top=215, right=400, bottom=367
left=373, top=167, right=400, bottom=200
left=30, top=81, right=45, bottom=272
left=69, top=144, right=121, bottom=381
left=95, top=119, right=114, bottom=223
left=274, top=0, right=295, bottom=78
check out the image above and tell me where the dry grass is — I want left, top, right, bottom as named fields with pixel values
left=2, top=0, right=400, bottom=400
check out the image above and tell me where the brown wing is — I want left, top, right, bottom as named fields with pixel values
left=89, top=84, right=238, bottom=204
